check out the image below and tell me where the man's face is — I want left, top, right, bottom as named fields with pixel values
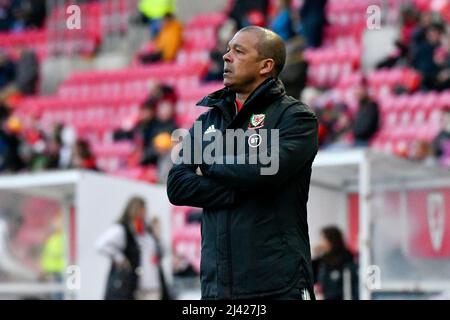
left=223, top=31, right=264, bottom=92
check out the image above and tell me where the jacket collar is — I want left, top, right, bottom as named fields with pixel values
left=196, top=78, right=286, bottom=121
left=196, top=77, right=284, bottom=107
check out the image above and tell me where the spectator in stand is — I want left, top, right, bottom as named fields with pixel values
left=270, top=0, right=296, bottom=42
left=151, top=82, right=178, bottom=104
left=153, top=131, right=173, bottom=183
left=9, top=0, right=47, bottom=32
left=202, top=48, right=226, bottom=83
left=0, top=110, right=24, bottom=173
left=154, top=94, right=177, bottom=134
left=432, top=107, right=450, bottom=167
left=114, top=98, right=160, bottom=160
left=44, top=123, right=64, bottom=170
left=138, top=0, right=176, bottom=38
left=299, top=0, right=328, bottom=48
left=22, top=0, right=47, bottom=29
left=301, top=87, right=327, bottom=146
left=399, top=6, right=419, bottom=47
left=0, top=0, right=14, bottom=31
left=411, top=23, right=444, bottom=87
left=228, top=0, right=269, bottom=29
left=14, top=49, right=39, bottom=95
left=71, top=139, right=98, bottom=171
left=140, top=95, right=178, bottom=163
left=19, top=114, right=53, bottom=171
left=138, top=100, right=160, bottom=149
left=375, top=4, right=418, bottom=69
left=410, top=11, right=434, bottom=53
left=312, top=226, right=358, bottom=300
left=0, top=50, right=16, bottom=91
left=376, top=39, right=410, bottom=69
left=279, top=36, right=308, bottom=99
left=352, top=80, right=380, bottom=147
left=10, top=0, right=26, bottom=32
left=0, top=104, right=11, bottom=171
left=323, top=103, right=353, bottom=150
left=143, top=84, right=178, bottom=165
left=57, top=125, right=76, bottom=169
left=0, top=49, right=39, bottom=101
left=139, top=13, right=183, bottom=64
left=424, top=46, right=450, bottom=91
left=202, top=20, right=237, bottom=83
left=0, top=0, right=46, bottom=32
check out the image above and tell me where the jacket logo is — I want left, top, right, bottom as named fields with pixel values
left=205, top=125, right=217, bottom=134
left=249, top=114, right=265, bottom=129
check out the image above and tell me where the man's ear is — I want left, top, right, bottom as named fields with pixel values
left=259, top=59, right=275, bottom=77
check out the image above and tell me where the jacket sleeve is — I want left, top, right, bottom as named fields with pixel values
left=166, top=113, right=237, bottom=209
left=95, top=224, right=126, bottom=264
left=202, top=107, right=318, bottom=191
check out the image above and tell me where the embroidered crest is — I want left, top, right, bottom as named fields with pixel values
left=249, top=114, right=265, bottom=128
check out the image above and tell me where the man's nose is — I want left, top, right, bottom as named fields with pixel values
left=223, top=51, right=232, bottom=63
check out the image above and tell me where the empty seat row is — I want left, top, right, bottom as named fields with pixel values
left=379, top=91, right=450, bottom=113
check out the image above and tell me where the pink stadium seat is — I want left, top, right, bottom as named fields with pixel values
left=186, top=12, right=226, bottom=29
left=437, top=91, right=450, bottom=109
left=176, top=49, right=210, bottom=65
left=421, top=92, right=439, bottom=111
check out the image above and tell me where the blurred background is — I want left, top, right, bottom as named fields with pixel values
left=0, top=0, right=449, bottom=300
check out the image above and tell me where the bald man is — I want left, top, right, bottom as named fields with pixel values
left=167, top=27, right=318, bottom=300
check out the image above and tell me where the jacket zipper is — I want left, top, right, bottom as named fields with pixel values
left=226, top=111, right=235, bottom=299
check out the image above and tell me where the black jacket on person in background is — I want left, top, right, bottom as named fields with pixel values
left=313, top=250, right=359, bottom=300
left=167, top=78, right=319, bottom=299
left=352, top=98, right=380, bottom=142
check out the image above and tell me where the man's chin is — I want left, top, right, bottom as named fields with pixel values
left=223, top=79, right=234, bottom=89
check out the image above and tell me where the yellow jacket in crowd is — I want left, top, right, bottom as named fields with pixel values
left=155, top=17, right=183, bottom=62
left=139, top=0, right=176, bottom=20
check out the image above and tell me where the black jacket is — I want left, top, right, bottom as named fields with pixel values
left=104, top=223, right=140, bottom=300
left=167, top=78, right=318, bottom=299
left=313, top=250, right=359, bottom=300
left=352, top=98, right=380, bottom=141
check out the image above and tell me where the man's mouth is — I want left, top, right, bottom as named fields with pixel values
left=223, top=68, right=232, bottom=75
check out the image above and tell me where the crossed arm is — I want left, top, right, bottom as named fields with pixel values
left=166, top=108, right=318, bottom=208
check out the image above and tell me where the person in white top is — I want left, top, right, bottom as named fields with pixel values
left=96, top=197, right=162, bottom=300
